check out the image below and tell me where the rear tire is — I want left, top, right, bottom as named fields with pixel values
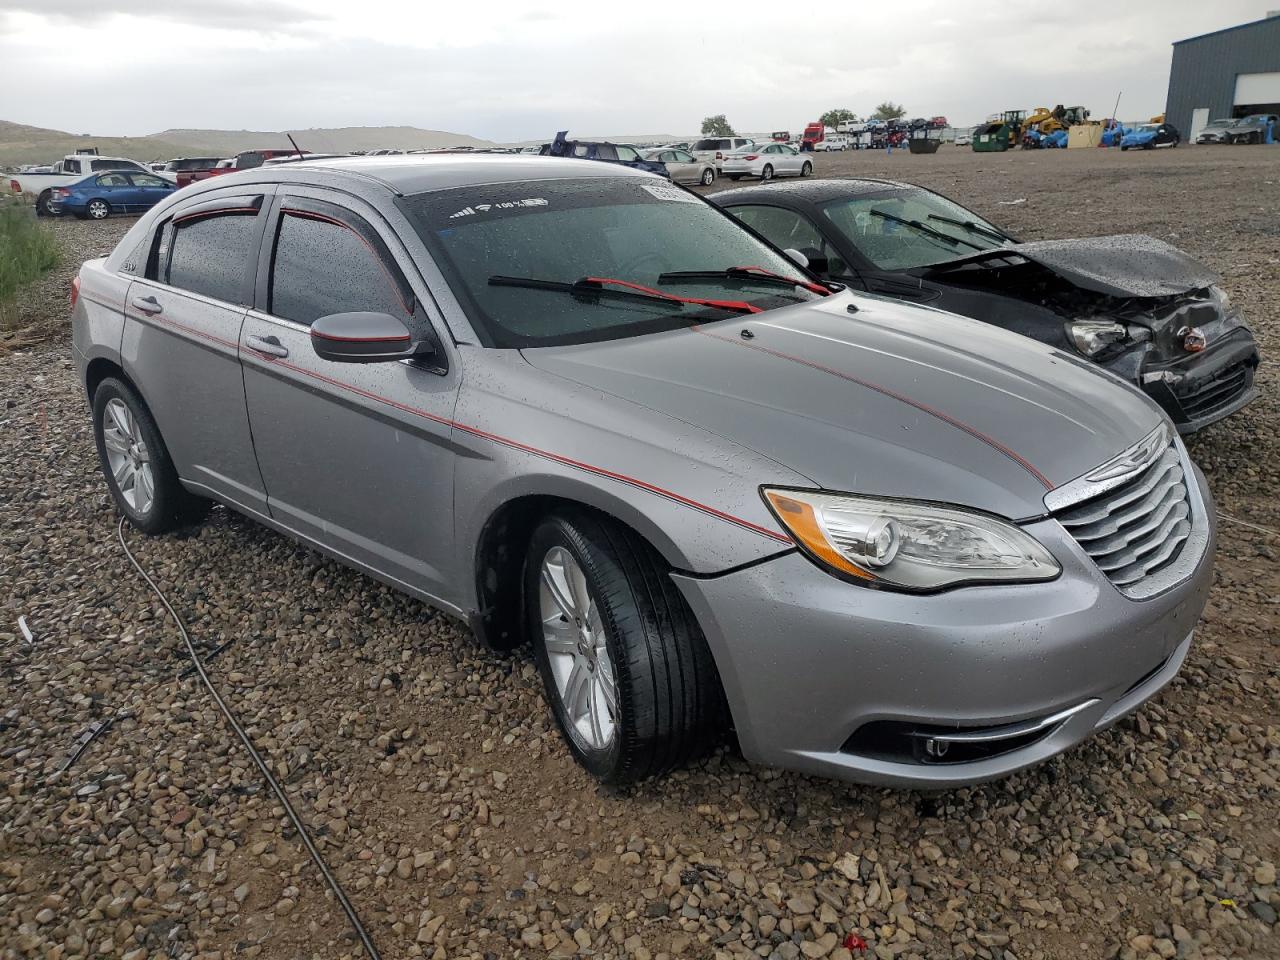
left=36, top=191, right=56, bottom=217
left=525, top=510, right=726, bottom=784
left=92, top=377, right=210, bottom=535
left=761, top=164, right=774, bottom=181
left=87, top=199, right=111, bottom=220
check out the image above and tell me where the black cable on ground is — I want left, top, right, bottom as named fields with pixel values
left=117, top=516, right=382, bottom=960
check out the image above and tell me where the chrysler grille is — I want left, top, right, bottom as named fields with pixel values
left=1055, top=445, right=1192, bottom=595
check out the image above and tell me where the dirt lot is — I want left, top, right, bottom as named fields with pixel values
left=1, top=146, right=1278, bottom=960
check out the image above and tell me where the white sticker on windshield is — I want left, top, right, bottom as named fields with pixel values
left=639, top=183, right=699, bottom=204
left=449, top=198, right=548, bottom=219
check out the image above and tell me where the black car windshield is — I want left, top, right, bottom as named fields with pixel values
left=402, top=178, right=819, bottom=347
left=821, top=187, right=1010, bottom=271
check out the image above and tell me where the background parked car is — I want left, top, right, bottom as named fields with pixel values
left=1194, top=118, right=1240, bottom=144
left=689, top=136, right=755, bottom=171
left=49, top=170, right=176, bottom=219
left=719, top=142, right=812, bottom=181
left=641, top=148, right=716, bottom=185
left=162, top=157, right=225, bottom=189
left=814, top=134, right=850, bottom=152
left=1121, top=123, right=1181, bottom=150
left=10, top=154, right=171, bottom=216
left=541, top=133, right=666, bottom=174
left=1226, top=113, right=1278, bottom=144
left=712, top=178, right=1258, bottom=433
left=205, top=148, right=310, bottom=178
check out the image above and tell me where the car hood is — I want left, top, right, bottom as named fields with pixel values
left=523, top=293, right=1162, bottom=519
left=929, top=234, right=1219, bottom=298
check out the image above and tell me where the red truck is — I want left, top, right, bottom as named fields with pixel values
left=800, top=122, right=825, bottom=151
left=161, top=157, right=224, bottom=189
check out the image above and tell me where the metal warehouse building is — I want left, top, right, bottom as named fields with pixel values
left=1165, top=12, right=1280, bottom=142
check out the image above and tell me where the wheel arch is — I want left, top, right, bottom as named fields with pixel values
left=85, top=355, right=132, bottom=403
left=468, top=489, right=690, bottom=652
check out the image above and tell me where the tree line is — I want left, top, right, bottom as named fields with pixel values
left=701, top=102, right=906, bottom=137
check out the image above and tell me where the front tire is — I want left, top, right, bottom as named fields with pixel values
left=801, top=161, right=813, bottom=177
left=92, top=377, right=209, bottom=534
left=700, top=167, right=715, bottom=186
left=87, top=199, right=111, bottom=220
left=761, top=164, right=774, bottom=181
left=525, top=510, right=725, bottom=784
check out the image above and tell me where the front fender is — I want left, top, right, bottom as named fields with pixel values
left=450, top=350, right=803, bottom=614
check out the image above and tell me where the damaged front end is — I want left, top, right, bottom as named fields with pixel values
left=924, top=236, right=1260, bottom=433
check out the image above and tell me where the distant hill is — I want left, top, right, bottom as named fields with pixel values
left=0, top=119, right=209, bottom=168
left=0, top=120, right=493, bottom=168
left=155, top=126, right=494, bottom=154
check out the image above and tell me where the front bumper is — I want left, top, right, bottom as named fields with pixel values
left=674, top=468, right=1214, bottom=789
left=1140, top=326, right=1259, bottom=433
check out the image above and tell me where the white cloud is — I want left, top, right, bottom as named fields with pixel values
left=0, top=0, right=1268, bottom=140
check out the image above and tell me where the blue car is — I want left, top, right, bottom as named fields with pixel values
left=49, top=170, right=177, bottom=219
left=1120, top=122, right=1181, bottom=151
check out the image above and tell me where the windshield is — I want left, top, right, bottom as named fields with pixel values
left=402, top=177, right=818, bottom=347
left=821, top=188, right=1010, bottom=271
left=1136, top=125, right=1158, bottom=133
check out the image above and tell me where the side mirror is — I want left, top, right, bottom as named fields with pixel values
left=796, top=248, right=831, bottom=275
left=311, top=312, right=437, bottom=364
left=783, top=248, right=809, bottom=268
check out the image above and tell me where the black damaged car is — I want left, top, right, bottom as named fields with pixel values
left=712, top=179, right=1259, bottom=433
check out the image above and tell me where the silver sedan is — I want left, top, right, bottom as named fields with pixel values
left=642, top=148, right=716, bottom=186
left=73, top=155, right=1212, bottom=788
left=720, top=142, right=812, bottom=181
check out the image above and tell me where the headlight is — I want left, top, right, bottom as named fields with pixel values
left=1066, top=319, right=1128, bottom=356
left=762, top=489, right=1060, bottom=591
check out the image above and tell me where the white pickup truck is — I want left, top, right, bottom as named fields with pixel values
left=8, top=154, right=174, bottom=216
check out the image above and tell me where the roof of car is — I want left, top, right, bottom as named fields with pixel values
left=209, top=154, right=656, bottom=196
left=710, top=177, right=916, bottom=205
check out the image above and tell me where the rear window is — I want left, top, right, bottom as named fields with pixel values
left=172, top=158, right=219, bottom=171
left=91, top=159, right=137, bottom=172
left=163, top=211, right=259, bottom=303
left=692, top=139, right=728, bottom=151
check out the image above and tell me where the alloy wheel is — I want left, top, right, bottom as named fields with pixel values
left=88, top=200, right=109, bottom=219
left=539, top=546, right=618, bottom=750
left=102, top=398, right=154, bottom=514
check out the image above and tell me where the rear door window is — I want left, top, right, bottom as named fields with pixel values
left=161, top=209, right=261, bottom=303
left=595, top=144, right=619, bottom=161
left=268, top=203, right=413, bottom=326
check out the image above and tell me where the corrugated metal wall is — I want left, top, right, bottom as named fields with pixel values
left=1165, top=16, right=1280, bottom=136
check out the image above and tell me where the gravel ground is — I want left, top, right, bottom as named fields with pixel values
left=1, top=148, right=1278, bottom=960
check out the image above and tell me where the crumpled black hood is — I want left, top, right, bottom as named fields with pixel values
left=931, top=234, right=1220, bottom=298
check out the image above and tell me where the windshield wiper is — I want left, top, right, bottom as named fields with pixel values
left=867, top=209, right=984, bottom=251
left=925, top=213, right=1009, bottom=244
left=488, top=275, right=761, bottom=314
left=657, top=265, right=830, bottom=296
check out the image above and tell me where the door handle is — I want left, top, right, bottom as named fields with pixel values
left=245, top=334, right=289, bottom=359
left=131, top=295, right=162, bottom=315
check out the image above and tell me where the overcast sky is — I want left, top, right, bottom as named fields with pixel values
left=0, top=0, right=1269, bottom=140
